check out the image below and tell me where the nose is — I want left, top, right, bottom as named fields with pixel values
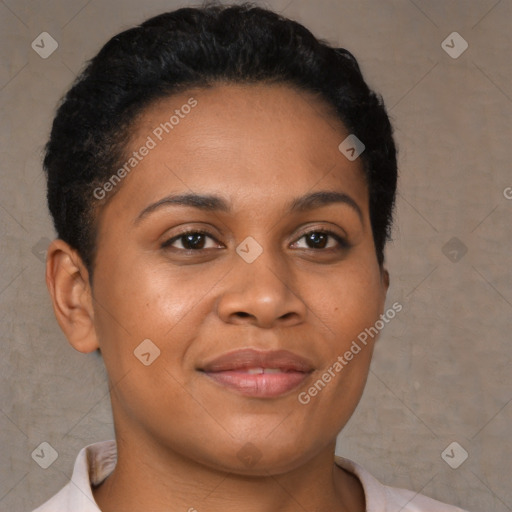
left=215, top=248, right=308, bottom=329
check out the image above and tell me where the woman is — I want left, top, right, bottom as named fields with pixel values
left=35, top=2, right=469, bottom=511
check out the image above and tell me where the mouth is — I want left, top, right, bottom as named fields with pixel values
left=198, top=348, right=314, bottom=398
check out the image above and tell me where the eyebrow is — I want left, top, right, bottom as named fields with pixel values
left=134, top=190, right=363, bottom=225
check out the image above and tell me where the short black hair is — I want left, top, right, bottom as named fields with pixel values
left=44, top=1, right=397, bottom=278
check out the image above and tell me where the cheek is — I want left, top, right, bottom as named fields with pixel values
left=310, top=260, right=385, bottom=346
left=296, top=264, right=382, bottom=424
left=91, top=253, right=226, bottom=376
left=91, top=261, right=207, bottom=423
left=94, top=258, right=194, bottom=331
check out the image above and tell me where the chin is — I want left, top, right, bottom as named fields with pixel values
left=197, top=436, right=325, bottom=477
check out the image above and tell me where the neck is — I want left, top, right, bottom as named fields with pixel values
left=92, top=429, right=364, bottom=512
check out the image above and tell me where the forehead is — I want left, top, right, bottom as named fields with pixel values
left=100, top=82, right=369, bottom=222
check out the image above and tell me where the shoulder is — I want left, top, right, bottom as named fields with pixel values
left=31, top=485, right=74, bottom=512
left=31, top=440, right=117, bottom=512
left=335, top=455, right=470, bottom=512
left=381, top=484, right=469, bottom=512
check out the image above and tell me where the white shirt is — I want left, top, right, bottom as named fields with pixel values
left=32, top=440, right=469, bottom=511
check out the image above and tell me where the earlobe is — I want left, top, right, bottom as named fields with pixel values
left=382, top=268, right=390, bottom=290
left=379, top=266, right=390, bottom=307
left=45, top=239, right=99, bottom=353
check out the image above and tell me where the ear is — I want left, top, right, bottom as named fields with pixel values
left=45, top=239, right=99, bottom=353
left=379, top=265, right=390, bottom=307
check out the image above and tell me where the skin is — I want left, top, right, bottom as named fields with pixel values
left=46, top=83, right=390, bottom=512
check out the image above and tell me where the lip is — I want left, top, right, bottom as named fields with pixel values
left=198, top=348, right=314, bottom=398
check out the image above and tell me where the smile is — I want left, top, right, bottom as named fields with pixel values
left=198, top=348, right=314, bottom=398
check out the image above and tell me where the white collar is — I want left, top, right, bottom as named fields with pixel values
left=33, top=440, right=466, bottom=512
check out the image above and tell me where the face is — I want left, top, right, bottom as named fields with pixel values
left=86, top=83, right=389, bottom=474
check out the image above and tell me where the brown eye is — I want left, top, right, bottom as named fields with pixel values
left=162, top=231, right=219, bottom=251
left=293, top=230, right=349, bottom=250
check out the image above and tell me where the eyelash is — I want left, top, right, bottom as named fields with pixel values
left=161, top=228, right=350, bottom=252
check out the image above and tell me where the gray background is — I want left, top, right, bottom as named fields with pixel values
left=1, top=0, right=511, bottom=510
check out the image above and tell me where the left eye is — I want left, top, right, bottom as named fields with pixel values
left=292, top=230, right=348, bottom=250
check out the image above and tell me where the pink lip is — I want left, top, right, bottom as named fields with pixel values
left=199, top=349, right=314, bottom=398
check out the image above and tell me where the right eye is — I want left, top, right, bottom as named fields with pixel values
left=161, top=230, right=221, bottom=251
